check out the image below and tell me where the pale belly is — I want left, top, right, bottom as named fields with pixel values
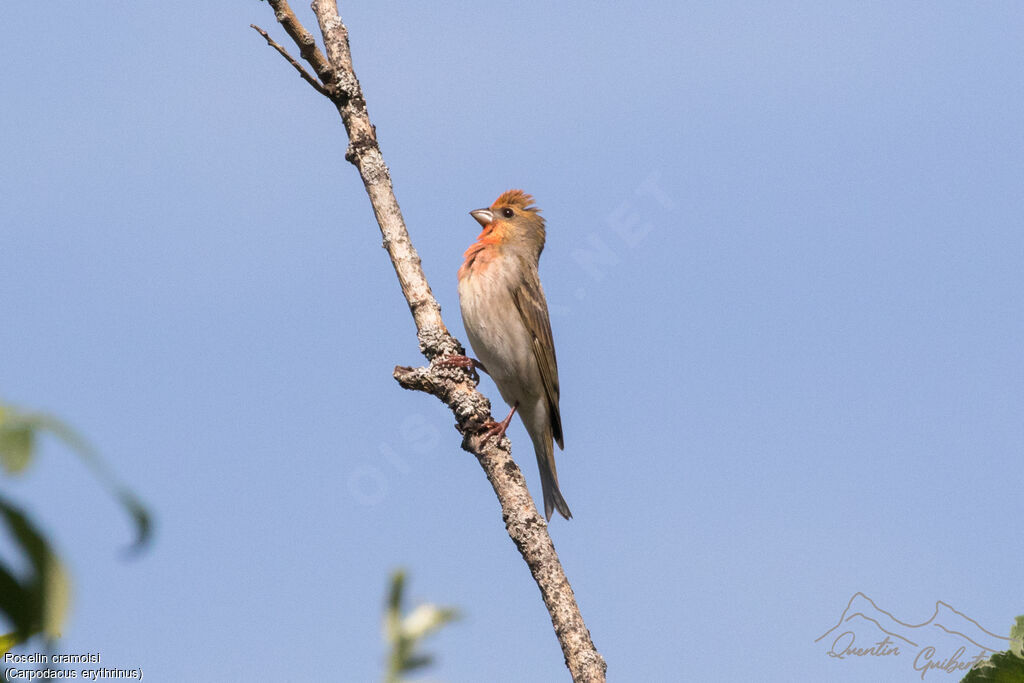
left=458, top=267, right=543, bottom=409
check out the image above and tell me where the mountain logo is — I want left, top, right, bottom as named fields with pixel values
left=815, top=592, right=1010, bottom=678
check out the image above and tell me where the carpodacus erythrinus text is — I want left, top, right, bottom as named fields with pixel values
left=456, top=190, right=571, bottom=521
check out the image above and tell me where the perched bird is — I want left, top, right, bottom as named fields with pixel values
left=454, top=190, right=571, bottom=521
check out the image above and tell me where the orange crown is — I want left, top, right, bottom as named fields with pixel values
left=491, top=189, right=541, bottom=213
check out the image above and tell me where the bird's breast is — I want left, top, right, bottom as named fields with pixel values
left=458, top=255, right=542, bottom=407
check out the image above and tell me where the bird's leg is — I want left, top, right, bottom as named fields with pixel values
left=435, top=355, right=489, bottom=382
left=481, top=403, right=517, bottom=441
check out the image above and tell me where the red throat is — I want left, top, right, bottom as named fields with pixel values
left=458, top=224, right=505, bottom=279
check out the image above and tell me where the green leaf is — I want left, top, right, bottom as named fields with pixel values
left=1011, top=616, right=1024, bottom=659
left=0, top=406, right=35, bottom=474
left=0, top=632, right=19, bottom=656
left=0, top=494, right=71, bottom=641
left=41, top=555, right=71, bottom=639
left=0, top=561, right=31, bottom=631
left=399, top=653, right=434, bottom=674
left=402, top=604, right=461, bottom=640
left=382, top=569, right=460, bottom=682
left=15, top=410, right=152, bottom=551
left=117, top=489, right=153, bottom=554
left=0, top=403, right=147, bottom=653
left=962, top=616, right=1024, bottom=682
left=385, top=569, right=406, bottom=642
left=387, top=569, right=406, bottom=613
left=961, top=650, right=1024, bottom=682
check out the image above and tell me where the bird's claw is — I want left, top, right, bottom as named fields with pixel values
left=480, top=420, right=507, bottom=441
left=435, top=355, right=487, bottom=382
left=479, top=404, right=518, bottom=443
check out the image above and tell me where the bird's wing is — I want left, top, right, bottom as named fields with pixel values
left=513, top=267, right=564, bottom=448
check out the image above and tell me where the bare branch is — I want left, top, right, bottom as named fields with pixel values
left=256, top=3, right=607, bottom=680
left=250, top=24, right=330, bottom=97
left=310, top=0, right=354, bottom=74
left=265, top=0, right=335, bottom=87
left=392, top=360, right=608, bottom=681
left=309, top=0, right=448, bottom=338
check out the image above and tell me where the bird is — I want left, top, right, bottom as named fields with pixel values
left=452, top=189, right=571, bottom=521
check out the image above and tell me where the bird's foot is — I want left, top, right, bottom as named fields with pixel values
left=481, top=404, right=518, bottom=442
left=435, top=355, right=488, bottom=382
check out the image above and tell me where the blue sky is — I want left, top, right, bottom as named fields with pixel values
left=2, top=2, right=1022, bottom=681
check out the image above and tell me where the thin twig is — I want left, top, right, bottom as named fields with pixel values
left=266, top=0, right=335, bottom=86
left=250, top=24, right=330, bottom=97
left=255, top=3, right=607, bottom=680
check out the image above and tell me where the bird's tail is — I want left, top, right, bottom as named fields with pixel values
left=532, top=429, right=572, bottom=521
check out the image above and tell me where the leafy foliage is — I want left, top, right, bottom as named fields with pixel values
left=961, top=616, right=1024, bottom=682
left=384, top=569, right=460, bottom=682
left=0, top=405, right=150, bottom=550
left=0, top=401, right=151, bottom=653
left=0, top=495, right=70, bottom=647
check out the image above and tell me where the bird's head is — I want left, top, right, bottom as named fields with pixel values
left=470, top=190, right=546, bottom=254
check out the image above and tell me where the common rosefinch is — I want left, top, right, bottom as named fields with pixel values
left=453, top=190, right=571, bottom=521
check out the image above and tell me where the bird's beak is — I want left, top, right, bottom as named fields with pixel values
left=470, top=209, right=493, bottom=227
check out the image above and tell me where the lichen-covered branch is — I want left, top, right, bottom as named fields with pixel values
left=254, top=3, right=606, bottom=680
left=393, top=363, right=605, bottom=680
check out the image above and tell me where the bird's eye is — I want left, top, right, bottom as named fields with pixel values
left=501, top=208, right=514, bottom=218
